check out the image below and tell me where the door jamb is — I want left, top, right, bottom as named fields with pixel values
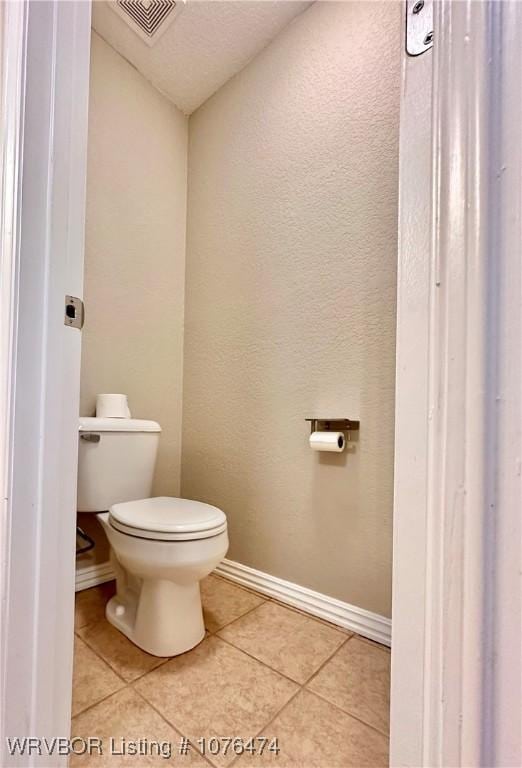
left=391, top=2, right=522, bottom=766
left=0, top=2, right=91, bottom=764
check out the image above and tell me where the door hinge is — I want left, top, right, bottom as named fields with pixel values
left=406, top=0, right=433, bottom=56
left=64, top=295, right=84, bottom=329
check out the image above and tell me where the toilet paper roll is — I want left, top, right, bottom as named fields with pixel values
left=96, top=393, right=131, bottom=419
left=309, top=431, right=345, bottom=453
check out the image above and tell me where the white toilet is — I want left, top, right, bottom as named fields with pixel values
left=78, top=416, right=228, bottom=657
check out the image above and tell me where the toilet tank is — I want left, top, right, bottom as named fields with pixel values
left=77, top=417, right=161, bottom=512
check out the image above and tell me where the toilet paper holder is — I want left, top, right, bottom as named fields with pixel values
left=305, top=418, right=360, bottom=435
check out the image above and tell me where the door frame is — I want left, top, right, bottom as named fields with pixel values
left=0, top=1, right=91, bottom=765
left=390, top=5, right=433, bottom=763
left=391, top=2, right=522, bottom=766
left=1, top=1, right=521, bottom=766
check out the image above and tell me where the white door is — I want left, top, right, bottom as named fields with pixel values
left=0, top=2, right=91, bottom=765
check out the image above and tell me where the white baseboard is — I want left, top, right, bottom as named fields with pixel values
left=75, top=561, right=115, bottom=592
left=74, top=557, right=391, bottom=647
left=214, top=558, right=391, bottom=647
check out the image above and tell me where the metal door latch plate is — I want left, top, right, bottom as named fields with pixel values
left=64, top=295, right=84, bottom=329
left=406, top=0, right=434, bottom=56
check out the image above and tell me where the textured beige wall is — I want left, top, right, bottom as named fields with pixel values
left=182, top=1, right=400, bottom=617
left=80, top=33, right=188, bottom=495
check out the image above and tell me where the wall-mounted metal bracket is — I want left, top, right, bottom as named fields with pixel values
left=76, top=526, right=95, bottom=555
left=406, top=0, right=433, bottom=57
left=305, top=418, right=360, bottom=435
left=80, top=433, right=100, bottom=443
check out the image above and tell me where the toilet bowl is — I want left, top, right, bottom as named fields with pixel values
left=77, top=417, right=228, bottom=657
left=98, top=497, right=228, bottom=656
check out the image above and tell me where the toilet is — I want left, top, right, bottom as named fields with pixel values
left=78, top=417, right=228, bottom=657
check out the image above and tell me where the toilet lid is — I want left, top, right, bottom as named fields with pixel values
left=108, top=496, right=227, bottom=541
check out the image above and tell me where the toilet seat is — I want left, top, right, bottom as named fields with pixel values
left=108, top=496, right=227, bottom=541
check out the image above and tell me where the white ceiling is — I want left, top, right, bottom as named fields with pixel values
left=92, top=1, right=313, bottom=115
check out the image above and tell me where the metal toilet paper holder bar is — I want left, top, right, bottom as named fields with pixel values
left=305, top=418, right=360, bottom=435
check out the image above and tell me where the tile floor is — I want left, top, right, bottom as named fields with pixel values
left=72, top=576, right=390, bottom=767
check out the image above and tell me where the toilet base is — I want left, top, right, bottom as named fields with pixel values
left=96, top=511, right=228, bottom=657
left=106, top=579, right=206, bottom=657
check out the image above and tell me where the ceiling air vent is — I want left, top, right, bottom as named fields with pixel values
left=110, top=0, right=186, bottom=46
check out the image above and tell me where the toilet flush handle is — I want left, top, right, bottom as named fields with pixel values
left=80, top=433, right=101, bottom=443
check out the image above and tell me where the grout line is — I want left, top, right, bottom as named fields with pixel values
left=132, top=687, right=216, bottom=768
left=206, top=599, right=266, bottom=635
left=300, top=634, right=391, bottom=737
left=266, top=595, right=354, bottom=635
left=356, top=634, right=391, bottom=653
left=74, top=632, right=129, bottom=685
left=74, top=618, right=108, bottom=634
left=298, top=633, right=353, bottom=687
left=225, top=632, right=388, bottom=766
left=122, top=630, right=217, bottom=683
left=216, top=617, right=350, bottom=689
left=76, top=621, right=172, bottom=684
left=126, top=655, right=173, bottom=684
left=74, top=649, right=387, bottom=762
left=135, top=631, right=365, bottom=748
left=71, top=684, right=129, bottom=722
left=214, top=595, right=349, bottom=641
left=227, top=685, right=304, bottom=768
left=216, top=573, right=361, bottom=638
left=214, top=635, right=304, bottom=687
left=210, top=572, right=270, bottom=601
left=75, top=627, right=130, bottom=684
left=304, top=687, right=391, bottom=740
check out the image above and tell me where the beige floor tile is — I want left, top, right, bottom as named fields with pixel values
left=75, top=582, right=116, bottom=630
left=357, top=634, right=392, bottom=652
left=267, top=598, right=352, bottom=634
left=72, top=636, right=125, bottom=717
left=135, top=636, right=298, bottom=767
left=201, top=575, right=265, bottom=633
left=307, top=635, right=390, bottom=733
left=217, top=602, right=346, bottom=683
left=235, top=689, right=389, bottom=768
left=78, top=620, right=167, bottom=683
left=71, top=687, right=208, bottom=767
left=211, top=574, right=267, bottom=600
